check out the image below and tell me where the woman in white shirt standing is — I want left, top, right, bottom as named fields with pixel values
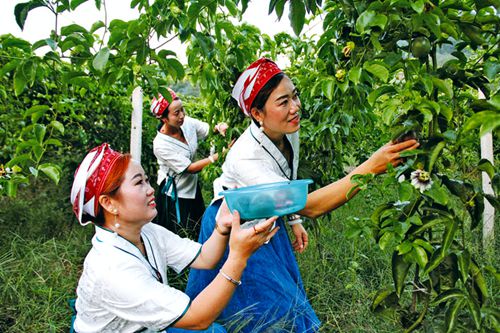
left=70, top=143, right=278, bottom=333
left=185, top=58, right=419, bottom=332
left=151, top=88, right=228, bottom=237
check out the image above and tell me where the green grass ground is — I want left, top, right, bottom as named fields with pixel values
left=0, top=178, right=497, bottom=332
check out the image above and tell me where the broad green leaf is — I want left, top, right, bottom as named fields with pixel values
left=93, top=47, right=110, bottom=71
left=410, top=0, right=424, bottom=13
left=60, top=23, right=88, bottom=35
left=367, top=86, right=395, bottom=106
left=379, top=231, right=393, bottom=250
left=470, top=261, right=489, bottom=299
left=392, top=251, right=411, bottom=297
left=425, top=182, right=449, bottom=205
left=70, top=0, right=88, bottom=10
left=477, top=158, right=495, bottom=180
left=45, top=38, right=57, bottom=51
left=457, top=250, right=471, bottom=283
left=371, top=288, right=398, bottom=311
left=356, top=10, right=387, bottom=34
left=165, top=58, right=185, bottom=80
left=445, top=299, right=465, bottom=333
left=467, top=295, right=481, bottom=330
left=396, top=241, right=413, bottom=255
left=13, top=69, right=27, bottom=96
left=424, top=247, right=445, bottom=274
left=90, top=20, right=105, bottom=33
left=398, top=182, right=414, bottom=201
left=33, top=124, right=46, bottom=144
left=442, top=220, right=458, bottom=252
left=39, top=163, right=61, bottom=184
left=432, top=288, right=465, bottom=306
left=412, top=246, right=428, bottom=268
left=5, top=154, right=31, bottom=168
left=289, top=0, right=306, bottom=36
left=49, top=121, right=64, bottom=135
left=348, top=67, right=362, bottom=85
left=24, top=105, right=50, bottom=118
left=462, top=110, right=500, bottom=136
left=15, top=1, right=46, bottom=30
left=363, top=63, right=389, bottom=82
left=413, top=238, right=433, bottom=252
left=44, top=138, right=63, bottom=147
left=432, top=77, right=453, bottom=99
left=29, top=166, right=38, bottom=177
left=322, top=79, right=335, bottom=101
left=428, top=141, right=445, bottom=173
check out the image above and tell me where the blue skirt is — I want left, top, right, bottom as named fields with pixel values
left=184, top=200, right=320, bottom=332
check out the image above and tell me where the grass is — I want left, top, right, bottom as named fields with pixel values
left=0, top=177, right=497, bottom=332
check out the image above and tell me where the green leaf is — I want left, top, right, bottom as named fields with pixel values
left=275, top=0, right=286, bottom=20
left=466, top=295, right=481, bottom=330
left=462, top=110, right=500, bottom=136
left=392, top=251, right=411, bottom=297
left=15, top=1, right=46, bottom=30
left=431, top=78, right=453, bottom=99
left=371, top=288, right=398, bottom=312
left=289, top=0, right=306, bottom=36
left=24, top=105, right=50, bottom=118
left=432, top=288, right=465, bottom=305
left=424, top=247, right=445, bottom=274
left=398, top=182, right=414, bottom=201
left=322, top=78, right=335, bottom=101
left=93, top=47, right=110, bottom=71
left=44, top=138, right=63, bottom=147
left=412, top=246, right=428, bottom=268
left=445, top=298, right=465, bottom=333
left=33, top=124, right=46, bottom=143
left=367, top=85, right=396, bottom=106
left=356, top=10, right=387, bottom=34
left=410, top=0, right=425, bottom=13
left=49, top=120, right=64, bottom=134
left=425, top=182, right=449, bottom=205
left=38, top=163, right=61, bottom=184
left=348, top=67, right=362, bottom=85
left=165, top=58, right=185, bottom=80
left=363, top=63, right=389, bottom=82
left=90, top=20, right=105, bottom=33
left=442, top=219, right=458, bottom=252
left=457, top=250, right=471, bottom=283
left=13, top=69, right=27, bottom=96
left=70, top=0, right=88, bottom=10
left=477, top=158, right=495, bottom=180
left=428, top=141, right=445, bottom=173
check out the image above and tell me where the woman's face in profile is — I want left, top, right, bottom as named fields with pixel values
left=165, top=99, right=186, bottom=128
left=261, top=76, right=301, bottom=135
left=113, top=161, right=157, bottom=224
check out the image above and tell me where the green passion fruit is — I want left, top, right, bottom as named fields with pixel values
left=411, top=37, right=431, bottom=58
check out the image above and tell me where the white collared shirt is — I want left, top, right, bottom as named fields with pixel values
left=213, top=121, right=300, bottom=197
left=73, top=223, right=202, bottom=333
left=153, top=116, right=210, bottom=199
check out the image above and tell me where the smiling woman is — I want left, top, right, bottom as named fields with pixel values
left=68, top=143, right=279, bottom=333
left=184, top=58, right=418, bottom=333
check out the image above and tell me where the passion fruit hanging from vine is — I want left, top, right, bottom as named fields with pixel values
left=410, top=36, right=431, bottom=58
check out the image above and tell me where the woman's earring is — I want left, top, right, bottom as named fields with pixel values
left=113, top=209, right=120, bottom=233
left=258, top=121, right=265, bottom=145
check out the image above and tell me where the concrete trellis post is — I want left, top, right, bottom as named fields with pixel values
left=478, top=89, right=495, bottom=248
left=131, top=87, right=143, bottom=164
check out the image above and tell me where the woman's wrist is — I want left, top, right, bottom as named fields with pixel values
left=215, top=222, right=231, bottom=236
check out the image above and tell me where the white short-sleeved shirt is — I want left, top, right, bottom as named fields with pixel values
left=153, top=116, right=210, bottom=199
left=73, top=223, right=202, bottom=333
left=213, top=121, right=300, bottom=197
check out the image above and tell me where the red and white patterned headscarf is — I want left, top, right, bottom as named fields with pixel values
left=231, top=58, right=283, bottom=116
left=70, top=143, right=122, bottom=226
left=151, top=88, right=178, bottom=118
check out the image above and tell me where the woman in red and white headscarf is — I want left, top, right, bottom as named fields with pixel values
left=151, top=88, right=229, bottom=238
left=185, top=58, right=419, bottom=332
left=69, top=143, right=278, bottom=333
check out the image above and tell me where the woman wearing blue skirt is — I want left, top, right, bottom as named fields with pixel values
left=185, top=58, right=419, bottom=332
